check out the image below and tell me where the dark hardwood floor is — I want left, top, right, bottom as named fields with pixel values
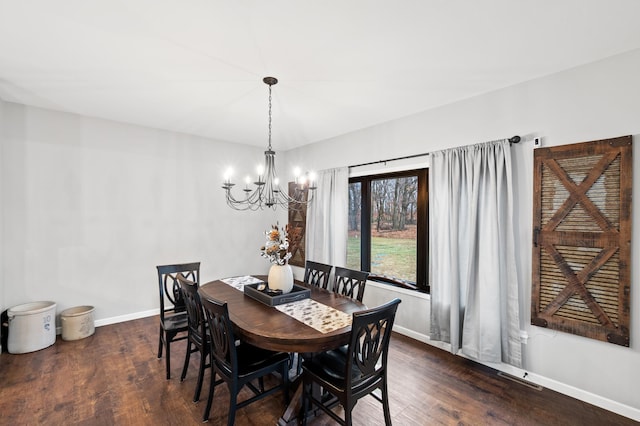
left=0, top=316, right=634, bottom=425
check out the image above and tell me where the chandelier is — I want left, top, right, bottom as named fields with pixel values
left=222, top=77, right=317, bottom=211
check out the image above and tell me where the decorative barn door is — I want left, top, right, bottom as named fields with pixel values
left=531, top=136, right=632, bottom=346
left=287, top=183, right=308, bottom=267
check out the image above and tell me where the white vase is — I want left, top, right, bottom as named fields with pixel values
left=268, top=264, right=294, bottom=294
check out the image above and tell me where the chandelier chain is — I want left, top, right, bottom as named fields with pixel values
left=268, top=84, right=272, bottom=151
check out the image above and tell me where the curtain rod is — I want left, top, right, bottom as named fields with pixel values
left=349, top=135, right=521, bottom=169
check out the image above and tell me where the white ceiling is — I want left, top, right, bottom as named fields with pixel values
left=2, top=1, right=640, bottom=150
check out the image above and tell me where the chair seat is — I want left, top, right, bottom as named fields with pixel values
left=161, top=312, right=188, bottom=331
left=236, top=343, right=291, bottom=377
left=303, top=350, right=361, bottom=388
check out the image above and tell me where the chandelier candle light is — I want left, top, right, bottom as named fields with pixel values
left=222, top=77, right=317, bottom=211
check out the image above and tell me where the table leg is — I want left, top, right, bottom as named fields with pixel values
left=279, top=353, right=328, bottom=425
left=278, top=380, right=303, bottom=426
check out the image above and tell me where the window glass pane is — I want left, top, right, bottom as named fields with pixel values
left=370, top=176, right=417, bottom=283
left=347, top=182, right=361, bottom=270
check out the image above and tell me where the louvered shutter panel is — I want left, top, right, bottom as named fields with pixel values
left=531, top=136, right=632, bottom=346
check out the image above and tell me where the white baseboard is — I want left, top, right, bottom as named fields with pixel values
left=391, top=328, right=640, bottom=422
left=94, top=309, right=158, bottom=327
left=393, top=325, right=429, bottom=344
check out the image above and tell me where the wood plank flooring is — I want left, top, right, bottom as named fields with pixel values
left=0, top=315, right=634, bottom=425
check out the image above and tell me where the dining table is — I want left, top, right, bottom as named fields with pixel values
left=199, top=275, right=367, bottom=425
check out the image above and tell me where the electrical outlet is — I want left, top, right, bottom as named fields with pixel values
left=534, top=137, right=542, bottom=147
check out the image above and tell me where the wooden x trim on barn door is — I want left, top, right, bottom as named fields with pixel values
left=540, top=243, right=617, bottom=327
left=541, top=151, right=619, bottom=233
left=538, top=150, right=621, bottom=326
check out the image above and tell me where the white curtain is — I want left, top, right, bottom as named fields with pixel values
left=429, top=139, right=521, bottom=367
left=305, top=167, right=349, bottom=266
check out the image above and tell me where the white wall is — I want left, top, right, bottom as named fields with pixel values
left=288, top=48, right=640, bottom=420
left=363, top=281, right=430, bottom=341
left=0, top=103, right=283, bottom=324
left=1, top=98, right=5, bottom=334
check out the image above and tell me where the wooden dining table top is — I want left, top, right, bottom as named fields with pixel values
left=199, top=276, right=366, bottom=353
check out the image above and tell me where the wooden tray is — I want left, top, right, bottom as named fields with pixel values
left=243, top=283, right=310, bottom=306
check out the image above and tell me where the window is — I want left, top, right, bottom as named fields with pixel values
left=348, top=169, right=428, bottom=292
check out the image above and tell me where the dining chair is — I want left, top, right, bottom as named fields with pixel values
left=303, top=260, right=333, bottom=290
left=333, top=266, right=370, bottom=302
left=199, top=292, right=290, bottom=425
left=176, top=273, right=215, bottom=403
left=156, top=262, right=200, bottom=379
left=301, top=298, right=401, bottom=426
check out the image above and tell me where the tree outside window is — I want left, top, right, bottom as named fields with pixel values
left=348, top=169, right=428, bottom=292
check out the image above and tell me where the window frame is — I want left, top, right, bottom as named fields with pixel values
left=349, top=168, right=429, bottom=293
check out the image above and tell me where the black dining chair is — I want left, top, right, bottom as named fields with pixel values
left=176, top=273, right=215, bottom=403
left=301, top=298, right=401, bottom=426
left=333, top=266, right=369, bottom=302
left=304, top=260, right=333, bottom=290
left=156, top=262, right=200, bottom=379
left=199, top=292, right=290, bottom=425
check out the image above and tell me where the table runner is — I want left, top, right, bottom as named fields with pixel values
left=220, top=276, right=352, bottom=333
left=221, top=275, right=263, bottom=291
left=275, top=298, right=352, bottom=334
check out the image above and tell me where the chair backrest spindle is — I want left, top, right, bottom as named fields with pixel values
left=201, top=296, right=237, bottom=377
left=157, top=262, right=200, bottom=316
left=304, top=260, right=333, bottom=290
left=176, top=274, right=206, bottom=346
left=333, top=266, right=369, bottom=302
left=346, top=298, right=400, bottom=389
